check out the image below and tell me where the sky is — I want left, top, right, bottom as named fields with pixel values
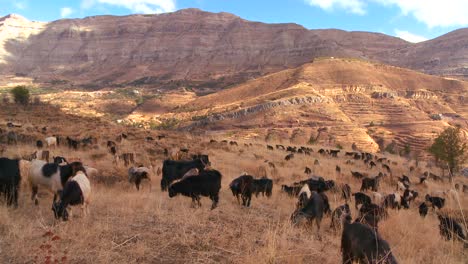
left=1, top=0, right=467, bottom=43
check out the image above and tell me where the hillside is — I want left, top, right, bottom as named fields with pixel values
left=0, top=9, right=467, bottom=90
left=0, top=103, right=466, bottom=264
left=376, top=28, right=468, bottom=79
left=160, top=58, right=468, bottom=153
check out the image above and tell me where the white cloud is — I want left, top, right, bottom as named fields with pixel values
left=394, top=29, right=428, bottom=43
left=60, top=7, right=73, bottom=18
left=81, top=0, right=95, bottom=9
left=305, top=0, right=468, bottom=27
left=374, top=0, right=468, bottom=28
left=305, top=0, right=366, bottom=15
left=14, top=2, right=27, bottom=10
left=81, top=0, right=176, bottom=14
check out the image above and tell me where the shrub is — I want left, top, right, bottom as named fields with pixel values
left=150, top=118, right=180, bottom=130
left=135, top=97, right=144, bottom=106
left=429, top=126, right=467, bottom=178
left=384, top=141, right=397, bottom=154
left=10, top=86, right=30, bottom=105
left=308, top=136, right=317, bottom=145
left=402, top=144, right=411, bottom=157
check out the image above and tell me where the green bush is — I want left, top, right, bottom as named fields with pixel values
left=429, top=126, right=467, bottom=177
left=135, top=97, right=144, bottom=106
left=384, top=141, right=397, bottom=154
left=150, top=118, right=180, bottom=130
left=308, top=137, right=317, bottom=145
left=10, top=86, right=30, bottom=105
left=402, top=144, right=411, bottom=156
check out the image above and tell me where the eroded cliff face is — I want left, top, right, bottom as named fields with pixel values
left=0, top=9, right=409, bottom=88
left=0, top=14, right=45, bottom=64
left=1, top=9, right=467, bottom=89
left=0, top=9, right=339, bottom=86
left=376, top=28, right=468, bottom=78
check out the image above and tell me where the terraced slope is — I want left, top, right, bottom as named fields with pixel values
left=162, top=58, right=468, bottom=153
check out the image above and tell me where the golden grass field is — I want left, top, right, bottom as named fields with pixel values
left=0, top=104, right=467, bottom=264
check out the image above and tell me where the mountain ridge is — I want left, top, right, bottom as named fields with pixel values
left=0, top=8, right=466, bottom=90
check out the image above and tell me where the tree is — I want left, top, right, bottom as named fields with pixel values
left=384, top=141, right=397, bottom=154
left=429, top=126, right=467, bottom=179
left=400, top=144, right=411, bottom=158
left=10, top=86, right=30, bottom=105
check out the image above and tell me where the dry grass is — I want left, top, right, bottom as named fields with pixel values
left=0, top=105, right=467, bottom=263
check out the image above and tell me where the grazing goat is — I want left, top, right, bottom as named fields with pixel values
left=342, top=215, right=398, bottom=264
left=161, top=158, right=208, bottom=191
left=291, top=192, right=330, bottom=238
left=383, top=193, right=402, bottom=210
left=419, top=202, right=428, bottom=217
left=53, top=156, right=68, bottom=165
left=0, top=158, right=30, bottom=207
left=168, top=169, right=222, bottom=210
left=331, top=204, right=351, bottom=231
left=352, top=192, right=371, bottom=209
left=351, top=171, right=365, bottom=179
left=52, top=170, right=91, bottom=221
left=285, top=154, right=294, bottom=161
left=230, top=174, right=254, bottom=207
left=296, top=184, right=311, bottom=209
left=252, top=178, right=273, bottom=198
left=425, top=194, right=445, bottom=210
left=360, top=176, right=381, bottom=192
left=356, top=203, right=387, bottom=231
left=128, top=166, right=151, bottom=191
left=28, top=160, right=85, bottom=205
left=281, top=184, right=302, bottom=197
left=438, top=215, right=467, bottom=245
left=45, top=136, right=57, bottom=148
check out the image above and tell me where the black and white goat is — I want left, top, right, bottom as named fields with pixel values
left=29, top=160, right=85, bottom=205
left=52, top=170, right=91, bottom=221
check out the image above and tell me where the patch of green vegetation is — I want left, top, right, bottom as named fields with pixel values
left=191, top=115, right=208, bottom=121
left=0, top=86, right=61, bottom=96
left=10, top=86, right=30, bottom=105
left=400, top=144, right=411, bottom=157
left=135, top=97, right=144, bottom=106
left=384, top=141, right=397, bottom=155
left=308, top=136, right=317, bottom=145
left=150, top=118, right=180, bottom=130
left=429, top=126, right=467, bottom=176
left=47, top=79, right=69, bottom=85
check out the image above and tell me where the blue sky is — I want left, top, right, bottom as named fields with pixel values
left=1, top=0, right=467, bottom=43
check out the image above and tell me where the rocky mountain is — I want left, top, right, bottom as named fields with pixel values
left=376, top=28, right=468, bottom=79
left=1, top=9, right=466, bottom=90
